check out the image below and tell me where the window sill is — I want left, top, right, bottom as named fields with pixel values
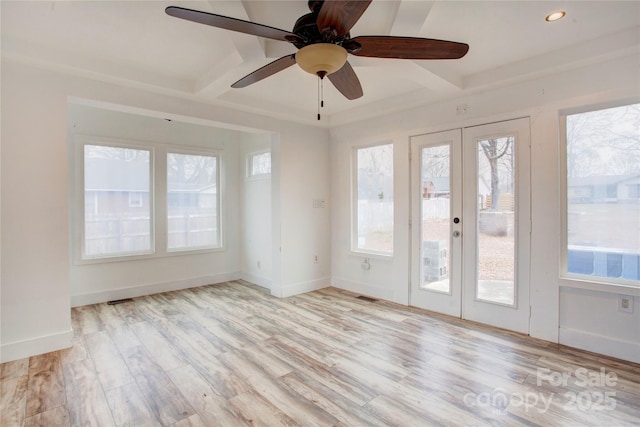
left=560, top=276, right=640, bottom=296
left=75, top=246, right=225, bottom=266
left=349, top=250, right=394, bottom=262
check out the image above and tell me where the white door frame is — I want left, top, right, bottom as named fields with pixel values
left=410, top=118, right=531, bottom=334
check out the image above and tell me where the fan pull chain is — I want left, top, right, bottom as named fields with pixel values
left=317, top=74, right=326, bottom=121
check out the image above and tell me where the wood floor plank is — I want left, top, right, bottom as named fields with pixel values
left=129, top=321, right=186, bottom=372
left=93, top=303, right=129, bottom=331
left=229, top=390, right=300, bottom=427
left=120, top=345, right=195, bottom=425
left=105, top=382, right=161, bottom=427
left=25, top=352, right=66, bottom=418
left=84, top=331, right=135, bottom=391
left=1, top=375, right=28, bottom=427
left=113, top=300, right=146, bottom=324
left=220, top=349, right=339, bottom=427
left=0, top=358, right=29, bottom=381
left=58, top=335, right=89, bottom=366
left=167, top=364, right=251, bottom=426
left=279, top=371, right=389, bottom=427
left=71, top=305, right=104, bottom=336
left=171, top=414, right=208, bottom=427
left=24, top=406, right=70, bottom=427
left=4, top=282, right=639, bottom=427
left=62, top=358, right=116, bottom=427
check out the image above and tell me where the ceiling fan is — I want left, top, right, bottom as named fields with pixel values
left=166, top=0, right=469, bottom=111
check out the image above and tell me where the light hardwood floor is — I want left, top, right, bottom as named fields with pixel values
left=1, top=280, right=639, bottom=426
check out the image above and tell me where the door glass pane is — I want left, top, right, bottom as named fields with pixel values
left=421, top=145, right=451, bottom=293
left=476, top=137, right=515, bottom=305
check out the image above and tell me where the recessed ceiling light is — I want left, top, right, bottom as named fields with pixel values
left=545, top=10, right=566, bottom=22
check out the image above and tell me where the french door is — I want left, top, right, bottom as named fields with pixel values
left=410, top=118, right=531, bottom=334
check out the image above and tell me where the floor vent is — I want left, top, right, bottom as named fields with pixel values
left=107, top=298, right=134, bottom=305
left=356, top=295, right=378, bottom=302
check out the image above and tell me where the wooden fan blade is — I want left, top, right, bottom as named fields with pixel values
left=350, top=36, right=469, bottom=59
left=166, top=6, right=301, bottom=43
left=232, top=55, right=297, bottom=88
left=327, top=61, right=363, bottom=100
left=317, top=0, right=372, bottom=38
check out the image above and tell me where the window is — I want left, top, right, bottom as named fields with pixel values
left=83, top=144, right=152, bottom=258
left=248, top=151, right=271, bottom=177
left=563, top=102, right=640, bottom=285
left=167, top=152, right=219, bottom=251
left=353, top=143, right=394, bottom=255
left=78, top=140, right=222, bottom=261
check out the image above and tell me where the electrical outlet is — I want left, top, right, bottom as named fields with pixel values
left=618, top=295, right=633, bottom=313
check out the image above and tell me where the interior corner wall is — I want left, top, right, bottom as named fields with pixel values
left=329, top=53, right=640, bottom=361
left=67, top=104, right=243, bottom=307
left=1, top=62, right=73, bottom=362
left=239, top=133, right=273, bottom=289
left=0, top=60, right=330, bottom=362
left=271, top=123, right=332, bottom=298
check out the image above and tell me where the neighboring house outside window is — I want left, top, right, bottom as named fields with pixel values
left=79, top=140, right=222, bottom=261
left=563, top=102, right=640, bottom=285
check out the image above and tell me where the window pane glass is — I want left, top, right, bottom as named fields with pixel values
left=250, top=152, right=271, bottom=176
left=566, top=103, right=640, bottom=283
left=421, top=144, right=451, bottom=293
left=355, top=144, right=394, bottom=254
left=84, top=145, right=151, bottom=257
left=477, top=136, right=516, bottom=305
left=167, top=153, right=218, bottom=250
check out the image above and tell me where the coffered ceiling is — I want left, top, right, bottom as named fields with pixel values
left=2, top=1, right=639, bottom=126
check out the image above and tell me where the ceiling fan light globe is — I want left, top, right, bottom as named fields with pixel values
left=296, top=43, right=348, bottom=76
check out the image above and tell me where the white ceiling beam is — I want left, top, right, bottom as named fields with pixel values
left=206, top=0, right=266, bottom=61
left=390, top=1, right=435, bottom=36
left=193, top=0, right=267, bottom=95
left=387, top=1, right=463, bottom=91
left=402, top=61, right=464, bottom=93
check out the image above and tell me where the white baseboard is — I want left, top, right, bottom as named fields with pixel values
left=240, top=271, right=272, bottom=290
left=559, top=327, right=640, bottom=363
left=271, top=277, right=330, bottom=298
left=331, top=276, right=395, bottom=301
left=1, top=329, right=73, bottom=364
left=70, top=272, right=242, bottom=307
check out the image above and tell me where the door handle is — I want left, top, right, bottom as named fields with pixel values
left=453, top=230, right=461, bottom=238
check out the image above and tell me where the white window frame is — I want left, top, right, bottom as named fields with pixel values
left=75, top=137, right=155, bottom=262
left=351, top=141, right=394, bottom=258
left=246, top=150, right=271, bottom=179
left=559, top=99, right=640, bottom=293
left=166, top=148, right=223, bottom=253
left=73, top=136, right=224, bottom=264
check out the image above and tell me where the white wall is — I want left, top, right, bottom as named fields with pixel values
left=272, top=124, right=332, bottom=297
left=0, top=61, right=332, bottom=362
left=330, top=53, right=640, bottom=362
left=239, top=133, right=273, bottom=289
left=1, top=62, right=73, bottom=361
left=331, top=135, right=410, bottom=305
left=67, top=104, right=243, bottom=306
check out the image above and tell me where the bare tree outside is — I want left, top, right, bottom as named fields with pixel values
left=479, top=137, right=514, bottom=211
